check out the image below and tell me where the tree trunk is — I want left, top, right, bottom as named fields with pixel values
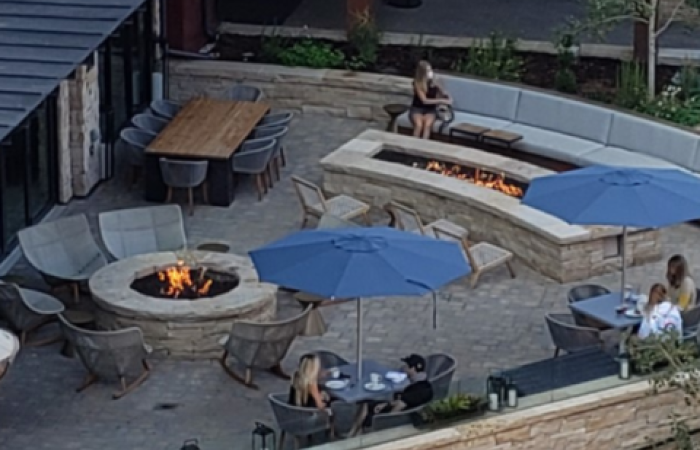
left=633, top=21, right=649, bottom=62
left=647, top=0, right=658, bottom=99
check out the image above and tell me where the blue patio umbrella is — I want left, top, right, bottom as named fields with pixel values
left=249, top=226, right=470, bottom=377
left=522, top=165, right=700, bottom=299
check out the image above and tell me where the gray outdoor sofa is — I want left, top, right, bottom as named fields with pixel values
left=396, top=74, right=700, bottom=172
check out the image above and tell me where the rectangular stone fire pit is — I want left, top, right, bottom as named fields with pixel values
left=320, top=130, right=662, bottom=283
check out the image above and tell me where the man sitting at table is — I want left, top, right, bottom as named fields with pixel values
left=348, top=354, right=434, bottom=436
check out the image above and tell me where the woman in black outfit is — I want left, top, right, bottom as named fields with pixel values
left=410, top=60, right=452, bottom=139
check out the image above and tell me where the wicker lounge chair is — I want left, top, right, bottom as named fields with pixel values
left=98, top=205, right=187, bottom=260
left=0, top=282, right=65, bottom=346
left=219, top=306, right=311, bottom=389
left=18, top=215, right=108, bottom=302
left=545, top=313, right=603, bottom=357
left=432, top=225, right=515, bottom=288
left=291, top=176, right=370, bottom=228
left=268, top=393, right=332, bottom=449
left=385, top=202, right=468, bottom=239
left=58, top=314, right=151, bottom=399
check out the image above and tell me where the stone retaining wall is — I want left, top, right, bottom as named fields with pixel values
left=360, top=382, right=699, bottom=450
left=169, top=60, right=411, bottom=122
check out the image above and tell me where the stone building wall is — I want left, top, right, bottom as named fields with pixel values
left=362, top=382, right=700, bottom=450
left=56, top=80, right=72, bottom=203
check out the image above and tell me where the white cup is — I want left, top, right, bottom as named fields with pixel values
left=329, top=368, right=340, bottom=379
left=370, top=373, right=381, bottom=385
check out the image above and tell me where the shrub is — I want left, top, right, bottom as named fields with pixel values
left=554, top=34, right=578, bottom=94
left=613, top=61, right=647, bottom=110
left=275, top=39, right=345, bottom=69
left=347, top=8, right=381, bottom=69
left=452, top=32, right=522, bottom=82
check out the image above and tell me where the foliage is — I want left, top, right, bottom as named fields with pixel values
left=674, top=64, right=700, bottom=99
left=421, top=393, right=485, bottom=423
left=347, top=7, right=382, bottom=69
left=614, top=61, right=648, bottom=109
left=259, top=31, right=290, bottom=63
left=274, top=39, right=345, bottom=69
left=554, top=33, right=578, bottom=94
left=452, top=33, right=523, bottom=82
left=639, top=86, right=700, bottom=126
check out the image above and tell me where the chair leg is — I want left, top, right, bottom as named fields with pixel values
left=293, top=436, right=301, bottom=450
left=301, top=213, right=309, bottom=229
left=202, top=183, right=209, bottom=204
left=267, top=164, right=274, bottom=188
left=553, top=348, right=560, bottom=358
left=280, top=146, right=287, bottom=167
left=188, top=188, right=194, bottom=216
left=76, top=372, right=99, bottom=393
left=269, top=364, right=290, bottom=380
left=274, top=157, right=281, bottom=181
left=278, top=431, right=286, bottom=450
left=469, top=271, right=481, bottom=289
left=254, top=175, right=264, bottom=202
left=506, top=261, right=516, bottom=278
left=362, top=213, right=371, bottom=226
left=164, top=186, right=173, bottom=203
left=71, top=283, right=80, bottom=303
left=113, top=360, right=151, bottom=400
left=219, top=352, right=259, bottom=389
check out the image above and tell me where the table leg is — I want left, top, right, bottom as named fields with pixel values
left=143, top=154, right=167, bottom=202
left=207, top=158, right=236, bottom=207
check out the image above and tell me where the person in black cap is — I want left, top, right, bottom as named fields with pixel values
left=348, top=354, right=434, bottom=436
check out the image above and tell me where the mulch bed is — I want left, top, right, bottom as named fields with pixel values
left=215, top=34, right=677, bottom=100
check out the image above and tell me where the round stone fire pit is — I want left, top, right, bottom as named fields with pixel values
left=89, top=251, right=277, bottom=358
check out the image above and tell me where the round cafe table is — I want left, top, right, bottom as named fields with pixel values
left=0, top=328, right=20, bottom=381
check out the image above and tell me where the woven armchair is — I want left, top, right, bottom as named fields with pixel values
left=219, top=306, right=311, bottom=389
left=567, top=284, right=612, bottom=330
left=98, top=205, right=187, bottom=259
left=426, top=353, right=457, bottom=400
left=545, top=313, right=603, bottom=358
left=0, top=282, right=65, bottom=346
left=315, top=350, right=349, bottom=369
left=291, top=176, right=370, bottom=228
left=268, top=393, right=332, bottom=449
left=681, top=305, right=700, bottom=341
left=385, top=201, right=468, bottom=240
left=18, top=214, right=108, bottom=302
left=58, top=315, right=151, bottom=399
left=370, top=403, right=425, bottom=432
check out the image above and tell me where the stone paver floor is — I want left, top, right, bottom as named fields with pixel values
left=1, top=114, right=700, bottom=450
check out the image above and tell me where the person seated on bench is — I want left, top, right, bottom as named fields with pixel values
left=410, top=60, right=452, bottom=140
left=638, top=283, right=683, bottom=340
left=289, top=354, right=330, bottom=409
left=666, top=254, right=696, bottom=311
left=349, top=354, right=434, bottom=435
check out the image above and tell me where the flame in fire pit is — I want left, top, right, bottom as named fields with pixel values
left=157, top=261, right=213, bottom=298
left=419, top=161, right=524, bottom=198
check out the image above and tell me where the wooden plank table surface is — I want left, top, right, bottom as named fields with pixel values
left=146, top=97, right=270, bottom=160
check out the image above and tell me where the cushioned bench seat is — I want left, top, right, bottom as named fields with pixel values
left=578, top=146, right=684, bottom=169
left=395, top=110, right=511, bottom=134
left=502, top=123, right=604, bottom=166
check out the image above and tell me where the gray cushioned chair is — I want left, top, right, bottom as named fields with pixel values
left=219, top=305, right=311, bottom=389
left=224, top=84, right=263, bottom=102
left=120, top=128, right=154, bottom=186
left=0, top=281, right=65, bottom=346
left=98, top=205, right=187, bottom=260
left=257, top=111, right=293, bottom=166
left=567, top=284, right=612, bottom=330
left=159, top=158, right=209, bottom=216
left=58, top=314, right=151, bottom=399
left=18, top=215, right=108, bottom=303
left=232, top=139, right=275, bottom=201
left=250, top=126, right=289, bottom=184
left=545, top=313, right=603, bottom=357
left=268, top=392, right=332, bottom=449
left=131, top=113, right=170, bottom=136
left=150, top=99, right=182, bottom=119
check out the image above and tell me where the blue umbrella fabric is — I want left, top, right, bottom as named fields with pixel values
left=249, top=226, right=470, bottom=299
left=522, top=165, right=700, bottom=228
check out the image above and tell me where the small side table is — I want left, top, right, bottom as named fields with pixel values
left=383, top=104, right=409, bottom=133
left=449, top=123, right=491, bottom=143
left=482, top=129, right=523, bottom=148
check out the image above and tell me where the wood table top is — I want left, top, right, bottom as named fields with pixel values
left=146, top=97, right=270, bottom=160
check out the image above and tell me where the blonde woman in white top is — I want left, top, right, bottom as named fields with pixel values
left=666, top=254, right=697, bottom=311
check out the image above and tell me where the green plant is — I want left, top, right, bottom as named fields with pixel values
left=614, top=60, right=648, bottom=110
left=347, top=7, right=381, bottom=69
left=452, top=33, right=522, bottom=82
left=275, top=39, right=345, bottom=69
left=674, top=64, right=700, bottom=100
left=640, top=86, right=700, bottom=127
left=259, top=29, right=289, bottom=63
left=421, top=393, right=485, bottom=423
left=554, top=33, right=578, bottom=94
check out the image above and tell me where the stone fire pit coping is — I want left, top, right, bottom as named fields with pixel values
left=320, top=130, right=635, bottom=244
left=90, top=251, right=277, bottom=321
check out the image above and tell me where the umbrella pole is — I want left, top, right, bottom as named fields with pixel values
left=356, top=298, right=363, bottom=381
left=620, top=226, right=627, bottom=304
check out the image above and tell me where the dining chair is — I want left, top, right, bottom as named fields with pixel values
left=268, top=393, right=332, bottom=449
left=119, top=128, right=154, bottom=186
left=681, top=304, right=700, bottom=341
left=249, top=126, right=289, bottom=185
left=256, top=111, right=294, bottom=166
left=567, top=285, right=612, bottom=330
left=159, top=158, right=209, bottom=216
left=231, top=139, right=275, bottom=201
left=224, top=84, right=263, bottom=102
left=150, top=99, right=182, bottom=120
left=545, top=313, right=603, bottom=357
left=131, top=113, right=170, bottom=136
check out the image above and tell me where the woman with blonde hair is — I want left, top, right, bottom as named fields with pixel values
left=288, top=354, right=328, bottom=409
left=638, top=283, right=682, bottom=339
left=410, top=60, right=452, bottom=139
left=666, top=254, right=696, bottom=311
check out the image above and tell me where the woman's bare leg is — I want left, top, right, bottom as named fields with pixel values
left=422, top=114, right=436, bottom=139
left=410, top=113, right=424, bottom=138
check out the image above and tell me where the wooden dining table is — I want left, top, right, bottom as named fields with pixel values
left=143, top=97, right=270, bottom=206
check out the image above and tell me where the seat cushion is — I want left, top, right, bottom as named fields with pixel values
left=503, top=124, right=604, bottom=166
left=607, top=113, right=700, bottom=170
left=396, top=111, right=511, bottom=135
left=514, top=91, right=613, bottom=143
left=578, top=146, right=685, bottom=169
left=439, top=75, right=521, bottom=120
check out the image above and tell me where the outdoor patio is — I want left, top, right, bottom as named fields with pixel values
left=1, top=113, right=700, bottom=450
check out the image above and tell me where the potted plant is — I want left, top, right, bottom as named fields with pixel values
left=419, top=393, right=487, bottom=427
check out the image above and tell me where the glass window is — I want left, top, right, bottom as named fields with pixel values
left=1, top=130, right=29, bottom=250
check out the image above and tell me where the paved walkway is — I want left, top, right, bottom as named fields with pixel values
left=2, top=114, right=700, bottom=450
left=284, top=0, right=699, bottom=48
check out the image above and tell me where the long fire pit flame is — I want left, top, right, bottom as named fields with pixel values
left=157, top=261, right=213, bottom=299
left=417, top=161, right=524, bottom=198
